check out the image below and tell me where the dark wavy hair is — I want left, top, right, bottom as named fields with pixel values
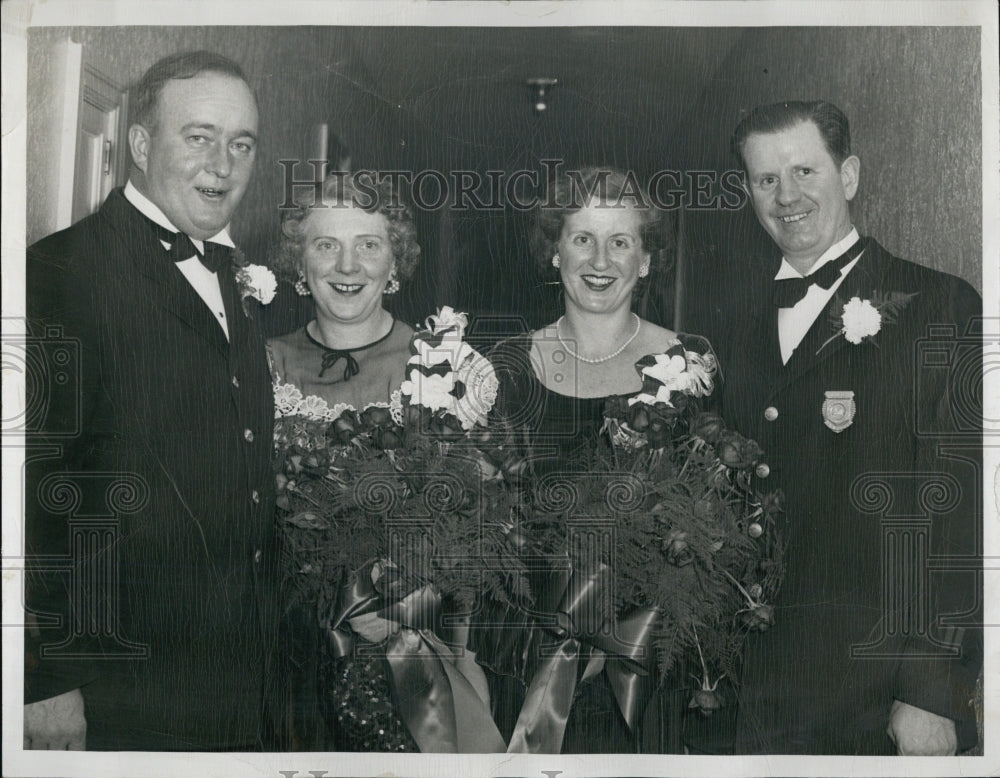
left=130, top=50, right=253, bottom=132
left=731, top=100, right=852, bottom=170
left=532, top=167, right=669, bottom=286
left=272, top=172, right=422, bottom=284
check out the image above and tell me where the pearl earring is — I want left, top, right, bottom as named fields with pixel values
left=383, top=268, right=400, bottom=295
left=639, top=262, right=650, bottom=279
left=552, top=253, right=561, bottom=269
left=294, top=271, right=311, bottom=296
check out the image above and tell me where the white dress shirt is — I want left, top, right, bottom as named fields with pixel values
left=124, top=181, right=232, bottom=340
left=775, top=228, right=863, bottom=364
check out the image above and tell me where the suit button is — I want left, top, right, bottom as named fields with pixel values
left=756, top=463, right=770, bottom=478
left=231, top=375, right=240, bottom=388
left=251, top=490, right=260, bottom=504
left=254, top=549, right=262, bottom=563
left=764, top=406, right=779, bottom=422
left=244, top=428, right=254, bottom=442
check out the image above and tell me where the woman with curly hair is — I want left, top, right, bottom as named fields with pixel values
left=472, top=167, right=720, bottom=754
left=269, top=172, right=426, bottom=751
left=268, top=172, right=422, bottom=411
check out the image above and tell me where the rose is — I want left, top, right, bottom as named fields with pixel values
left=331, top=409, right=359, bottom=444
left=662, top=529, right=694, bottom=567
left=404, top=403, right=429, bottom=430
left=647, top=417, right=671, bottom=449
left=603, top=395, right=630, bottom=421
left=429, top=414, right=465, bottom=440
left=715, top=431, right=763, bottom=470
left=646, top=402, right=684, bottom=448
left=376, top=428, right=404, bottom=450
left=627, top=404, right=651, bottom=432
left=667, top=392, right=693, bottom=416
left=689, top=688, right=724, bottom=717
left=740, top=602, right=775, bottom=632
left=361, top=405, right=393, bottom=428
left=691, top=412, right=725, bottom=444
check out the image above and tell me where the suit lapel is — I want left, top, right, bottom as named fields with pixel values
left=221, top=266, right=252, bottom=346
left=100, top=190, right=231, bottom=356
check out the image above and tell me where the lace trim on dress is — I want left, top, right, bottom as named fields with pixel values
left=273, top=379, right=404, bottom=424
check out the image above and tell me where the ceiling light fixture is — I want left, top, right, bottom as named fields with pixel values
left=527, top=77, right=557, bottom=113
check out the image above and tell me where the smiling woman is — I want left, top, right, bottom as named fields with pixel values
left=265, top=172, right=426, bottom=750
left=468, top=167, right=731, bottom=753
left=267, top=172, right=421, bottom=410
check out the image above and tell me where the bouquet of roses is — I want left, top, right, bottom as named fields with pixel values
left=275, top=307, right=526, bottom=616
left=509, top=340, right=785, bottom=748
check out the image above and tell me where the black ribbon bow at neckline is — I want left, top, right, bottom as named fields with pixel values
left=772, top=237, right=868, bottom=308
left=306, top=320, right=396, bottom=382
left=320, top=350, right=361, bottom=382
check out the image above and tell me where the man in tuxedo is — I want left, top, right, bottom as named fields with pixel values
left=699, top=100, right=982, bottom=754
left=23, top=51, right=278, bottom=750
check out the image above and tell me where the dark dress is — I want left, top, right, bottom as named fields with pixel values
left=472, top=331, right=714, bottom=753
left=269, top=320, right=419, bottom=752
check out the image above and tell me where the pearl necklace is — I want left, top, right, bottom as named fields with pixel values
left=555, top=313, right=641, bottom=364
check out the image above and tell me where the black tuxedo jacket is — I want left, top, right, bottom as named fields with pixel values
left=24, top=188, right=280, bottom=750
left=703, top=237, right=982, bottom=754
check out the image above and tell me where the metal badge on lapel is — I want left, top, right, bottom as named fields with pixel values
left=822, top=390, right=856, bottom=432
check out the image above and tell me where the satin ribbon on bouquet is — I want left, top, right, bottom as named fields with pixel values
left=507, top=561, right=660, bottom=753
left=324, top=560, right=506, bottom=753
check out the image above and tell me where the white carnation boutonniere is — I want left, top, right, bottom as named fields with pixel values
left=235, top=263, right=278, bottom=307
left=817, top=291, right=918, bottom=354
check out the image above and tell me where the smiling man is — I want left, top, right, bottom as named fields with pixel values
left=691, top=101, right=983, bottom=754
left=23, top=51, right=279, bottom=750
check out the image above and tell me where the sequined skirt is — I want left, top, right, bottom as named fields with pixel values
left=318, top=648, right=418, bottom=752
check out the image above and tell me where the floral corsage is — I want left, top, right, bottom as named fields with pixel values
left=235, top=263, right=278, bottom=306
left=817, top=291, right=918, bottom=354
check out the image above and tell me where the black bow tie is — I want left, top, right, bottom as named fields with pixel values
left=772, top=238, right=867, bottom=308
left=143, top=217, right=231, bottom=273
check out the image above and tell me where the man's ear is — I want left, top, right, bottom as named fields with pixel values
left=840, top=155, right=860, bottom=201
left=128, top=124, right=151, bottom=173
